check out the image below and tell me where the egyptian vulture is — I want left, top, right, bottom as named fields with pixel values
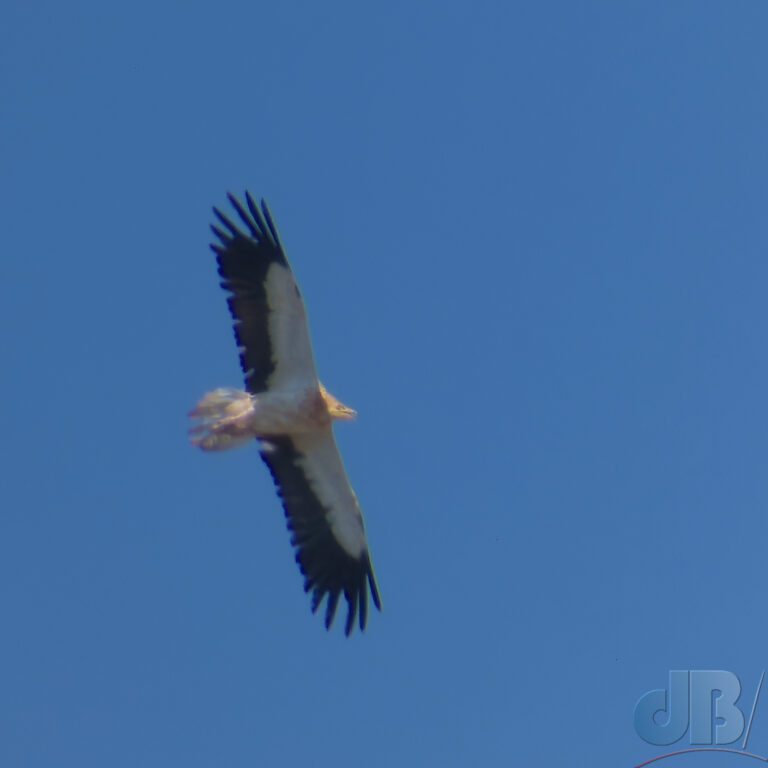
left=189, top=192, right=381, bottom=635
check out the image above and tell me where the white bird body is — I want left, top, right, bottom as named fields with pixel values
left=190, top=386, right=333, bottom=445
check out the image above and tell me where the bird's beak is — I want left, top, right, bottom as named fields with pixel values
left=334, top=403, right=357, bottom=420
left=320, top=386, right=357, bottom=421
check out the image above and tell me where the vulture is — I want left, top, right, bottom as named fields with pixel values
left=189, top=192, right=381, bottom=635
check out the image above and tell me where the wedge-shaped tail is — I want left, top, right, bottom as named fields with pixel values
left=188, top=388, right=256, bottom=451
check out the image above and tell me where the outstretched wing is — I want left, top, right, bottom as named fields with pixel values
left=210, top=192, right=319, bottom=393
left=259, top=430, right=381, bottom=635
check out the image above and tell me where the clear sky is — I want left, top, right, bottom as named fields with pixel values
left=2, top=2, right=768, bottom=766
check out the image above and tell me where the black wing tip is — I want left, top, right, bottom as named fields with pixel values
left=210, top=191, right=282, bottom=252
left=315, top=552, right=382, bottom=637
left=294, top=552, right=381, bottom=637
left=258, top=197, right=281, bottom=247
left=368, top=564, right=382, bottom=612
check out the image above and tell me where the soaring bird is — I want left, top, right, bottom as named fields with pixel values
left=189, top=192, right=381, bottom=635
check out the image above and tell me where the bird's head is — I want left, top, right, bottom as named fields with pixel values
left=319, top=384, right=357, bottom=421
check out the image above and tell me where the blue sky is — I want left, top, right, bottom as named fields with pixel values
left=2, top=1, right=768, bottom=765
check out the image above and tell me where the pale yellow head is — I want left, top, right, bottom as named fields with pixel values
left=319, top=383, right=357, bottom=421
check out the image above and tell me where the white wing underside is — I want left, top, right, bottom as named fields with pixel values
left=263, top=428, right=367, bottom=558
left=260, top=262, right=319, bottom=392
